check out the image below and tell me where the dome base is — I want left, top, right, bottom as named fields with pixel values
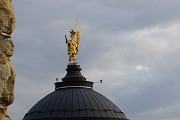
left=55, top=64, right=93, bottom=89
left=30, top=117, right=127, bottom=120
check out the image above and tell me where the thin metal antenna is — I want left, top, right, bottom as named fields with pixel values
left=75, top=8, right=78, bottom=24
left=55, top=70, right=66, bottom=82
left=94, top=80, right=103, bottom=84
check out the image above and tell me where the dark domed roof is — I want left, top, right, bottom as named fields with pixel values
left=23, top=88, right=127, bottom=120
left=22, top=64, right=128, bottom=120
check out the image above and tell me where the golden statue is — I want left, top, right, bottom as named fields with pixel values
left=65, top=23, right=80, bottom=63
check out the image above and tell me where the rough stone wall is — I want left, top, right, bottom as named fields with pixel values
left=0, top=0, right=16, bottom=120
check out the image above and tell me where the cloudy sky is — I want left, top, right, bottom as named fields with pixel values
left=9, top=0, right=180, bottom=120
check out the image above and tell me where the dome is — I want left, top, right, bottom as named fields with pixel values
left=23, top=88, right=127, bottom=120
left=22, top=64, right=128, bottom=120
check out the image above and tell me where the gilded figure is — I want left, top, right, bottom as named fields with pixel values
left=65, top=24, right=80, bottom=63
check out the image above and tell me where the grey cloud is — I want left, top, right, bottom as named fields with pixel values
left=8, top=0, right=180, bottom=120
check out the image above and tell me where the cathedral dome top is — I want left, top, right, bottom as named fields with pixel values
left=23, top=87, right=127, bottom=120
left=22, top=25, right=128, bottom=120
left=22, top=64, right=128, bottom=120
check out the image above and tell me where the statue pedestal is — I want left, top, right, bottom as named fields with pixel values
left=55, top=64, right=93, bottom=90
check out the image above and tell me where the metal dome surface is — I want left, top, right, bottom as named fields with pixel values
left=23, top=87, right=127, bottom=120
left=22, top=64, right=128, bottom=120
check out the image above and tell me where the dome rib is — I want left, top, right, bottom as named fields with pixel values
left=61, top=88, right=70, bottom=117
left=93, top=91, right=118, bottom=118
left=56, top=89, right=66, bottom=118
left=26, top=93, right=52, bottom=119
left=72, top=88, right=80, bottom=117
left=49, top=90, right=64, bottom=118
left=82, top=89, right=96, bottom=117
left=84, top=88, right=103, bottom=117
left=41, top=92, right=58, bottom=119
left=64, top=88, right=73, bottom=117
left=47, top=91, right=58, bottom=117
left=96, top=92, right=126, bottom=119
left=78, top=88, right=89, bottom=117
left=83, top=88, right=98, bottom=117
left=88, top=89, right=110, bottom=118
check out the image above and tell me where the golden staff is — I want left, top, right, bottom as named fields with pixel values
left=76, top=19, right=80, bottom=45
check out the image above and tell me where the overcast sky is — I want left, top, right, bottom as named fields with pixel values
left=9, top=0, right=180, bottom=120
